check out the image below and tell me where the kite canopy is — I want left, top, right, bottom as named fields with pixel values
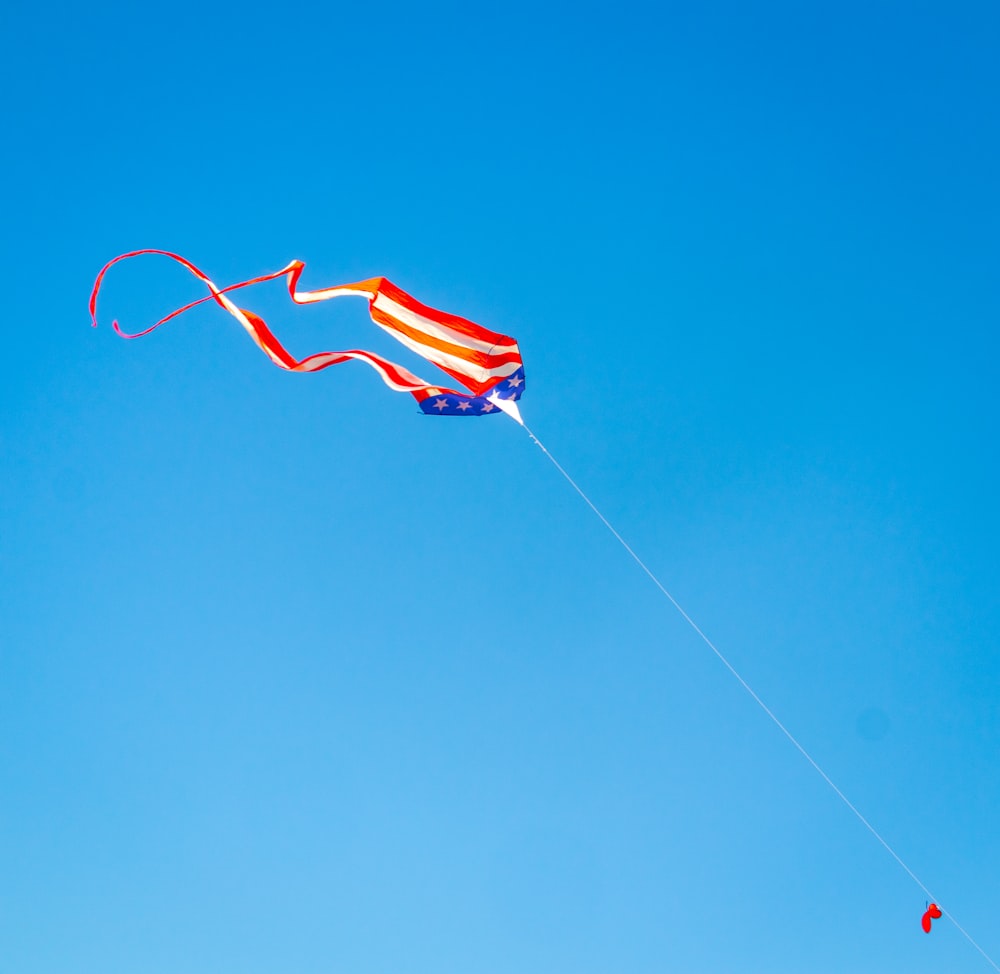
left=89, top=249, right=525, bottom=422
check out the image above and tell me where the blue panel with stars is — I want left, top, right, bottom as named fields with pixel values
left=419, top=367, right=525, bottom=416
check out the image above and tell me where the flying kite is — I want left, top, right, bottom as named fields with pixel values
left=89, top=250, right=525, bottom=422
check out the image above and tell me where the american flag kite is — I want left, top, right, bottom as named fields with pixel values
left=89, top=250, right=525, bottom=422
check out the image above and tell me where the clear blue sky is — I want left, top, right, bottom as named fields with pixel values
left=2, top=1, right=998, bottom=971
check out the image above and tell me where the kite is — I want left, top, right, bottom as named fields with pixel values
left=89, top=250, right=525, bottom=422
left=922, top=903, right=942, bottom=933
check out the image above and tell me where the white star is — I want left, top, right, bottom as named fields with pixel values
left=480, top=401, right=495, bottom=412
left=432, top=398, right=449, bottom=411
left=507, top=375, right=523, bottom=388
left=456, top=400, right=473, bottom=411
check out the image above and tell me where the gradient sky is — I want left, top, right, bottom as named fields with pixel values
left=2, top=1, right=999, bottom=971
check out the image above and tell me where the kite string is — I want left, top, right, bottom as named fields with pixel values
left=522, top=423, right=999, bottom=973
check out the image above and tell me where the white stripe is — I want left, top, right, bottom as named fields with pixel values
left=351, top=353, right=428, bottom=392
left=378, top=324, right=522, bottom=386
left=373, top=292, right=519, bottom=357
left=295, top=350, right=431, bottom=390
left=293, top=285, right=374, bottom=304
left=297, top=350, right=432, bottom=392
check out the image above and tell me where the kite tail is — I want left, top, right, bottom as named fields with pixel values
left=88, top=249, right=297, bottom=339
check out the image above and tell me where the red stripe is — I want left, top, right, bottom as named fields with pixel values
left=376, top=278, right=514, bottom=346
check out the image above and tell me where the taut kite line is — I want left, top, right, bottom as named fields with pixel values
left=89, top=249, right=526, bottom=422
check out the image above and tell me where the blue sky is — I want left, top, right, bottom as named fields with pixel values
left=2, top=0, right=998, bottom=971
